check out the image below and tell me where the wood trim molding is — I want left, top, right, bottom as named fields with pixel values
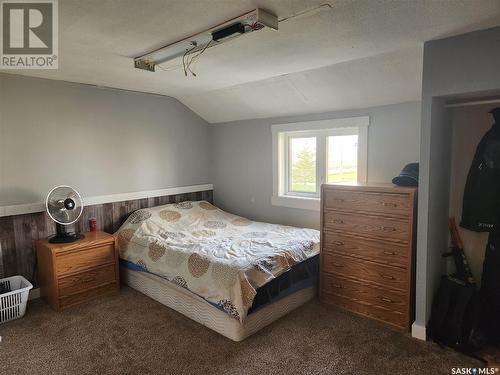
left=0, top=188, right=213, bottom=283
left=0, top=183, right=213, bottom=217
left=271, top=116, right=370, bottom=209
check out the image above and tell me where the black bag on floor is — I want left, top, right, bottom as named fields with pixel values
left=475, top=231, right=500, bottom=345
left=428, top=276, right=477, bottom=351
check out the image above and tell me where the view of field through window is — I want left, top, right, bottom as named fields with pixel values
left=289, top=135, right=358, bottom=193
left=327, top=135, right=358, bottom=183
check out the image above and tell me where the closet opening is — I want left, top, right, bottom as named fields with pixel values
left=428, top=90, right=500, bottom=360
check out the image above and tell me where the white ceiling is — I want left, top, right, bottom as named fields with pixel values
left=4, top=0, right=500, bottom=123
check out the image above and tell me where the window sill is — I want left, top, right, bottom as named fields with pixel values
left=271, top=195, right=320, bottom=211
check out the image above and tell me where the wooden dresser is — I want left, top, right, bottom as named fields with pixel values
left=36, top=231, right=120, bottom=311
left=319, top=183, right=417, bottom=330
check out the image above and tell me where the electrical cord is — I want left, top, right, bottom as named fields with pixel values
left=278, top=2, right=332, bottom=23
left=182, top=44, right=198, bottom=76
left=185, top=40, right=212, bottom=76
left=156, top=41, right=212, bottom=75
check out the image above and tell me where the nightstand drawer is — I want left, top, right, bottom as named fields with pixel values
left=322, top=231, right=409, bottom=268
left=59, top=282, right=118, bottom=309
left=323, top=211, right=409, bottom=243
left=58, top=264, right=116, bottom=296
left=57, top=244, right=115, bottom=275
left=321, top=273, right=408, bottom=313
left=322, top=252, right=407, bottom=291
left=323, top=189, right=411, bottom=217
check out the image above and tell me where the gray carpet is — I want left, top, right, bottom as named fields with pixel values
left=0, top=287, right=479, bottom=375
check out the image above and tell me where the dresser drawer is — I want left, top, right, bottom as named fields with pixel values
left=59, top=282, right=118, bottom=309
left=56, top=244, right=115, bottom=275
left=322, top=231, right=409, bottom=268
left=323, top=211, right=409, bottom=242
left=321, top=291, right=407, bottom=328
left=321, top=273, right=408, bottom=313
left=323, top=189, right=411, bottom=217
left=322, top=252, right=408, bottom=291
left=58, top=264, right=116, bottom=296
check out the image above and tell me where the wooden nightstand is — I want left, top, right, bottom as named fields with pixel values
left=36, top=231, right=120, bottom=311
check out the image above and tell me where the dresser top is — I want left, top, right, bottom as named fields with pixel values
left=321, top=182, right=417, bottom=194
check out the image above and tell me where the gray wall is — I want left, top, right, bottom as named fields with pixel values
left=0, top=74, right=211, bottom=206
left=210, top=101, right=421, bottom=229
left=417, top=26, right=500, bottom=330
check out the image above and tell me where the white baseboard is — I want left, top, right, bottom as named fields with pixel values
left=28, top=288, right=40, bottom=300
left=411, top=322, right=426, bottom=340
left=0, top=183, right=213, bottom=217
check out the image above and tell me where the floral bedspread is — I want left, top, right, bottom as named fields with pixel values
left=116, top=201, right=320, bottom=321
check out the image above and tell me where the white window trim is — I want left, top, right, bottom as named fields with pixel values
left=271, top=116, right=369, bottom=211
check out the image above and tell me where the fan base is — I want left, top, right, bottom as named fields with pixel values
left=49, top=233, right=84, bottom=244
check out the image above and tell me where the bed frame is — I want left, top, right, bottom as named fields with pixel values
left=120, top=266, right=316, bottom=341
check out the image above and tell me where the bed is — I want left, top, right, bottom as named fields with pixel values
left=116, top=200, right=320, bottom=341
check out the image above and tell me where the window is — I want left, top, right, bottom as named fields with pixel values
left=272, top=117, right=369, bottom=211
left=288, top=136, right=317, bottom=194
left=327, top=134, right=358, bottom=183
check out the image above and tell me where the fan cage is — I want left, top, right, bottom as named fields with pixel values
left=45, top=185, right=84, bottom=225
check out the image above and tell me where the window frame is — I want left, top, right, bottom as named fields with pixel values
left=272, top=116, right=369, bottom=211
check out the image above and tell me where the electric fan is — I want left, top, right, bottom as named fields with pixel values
left=46, top=185, right=84, bottom=243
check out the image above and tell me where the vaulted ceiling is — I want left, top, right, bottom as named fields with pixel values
left=4, top=0, right=500, bottom=122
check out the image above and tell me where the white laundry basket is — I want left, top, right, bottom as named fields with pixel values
left=0, top=275, right=33, bottom=324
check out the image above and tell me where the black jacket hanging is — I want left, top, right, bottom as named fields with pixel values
left=460, top=122, right=500, bottom=232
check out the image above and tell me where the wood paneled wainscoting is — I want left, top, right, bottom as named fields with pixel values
left=0, top=189, right=213, bottom=284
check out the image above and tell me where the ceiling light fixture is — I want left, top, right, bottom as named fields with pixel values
left=134, top=9, right=278, bottom=73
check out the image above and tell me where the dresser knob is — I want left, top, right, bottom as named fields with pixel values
left=333, top=198, right=345, bottom=203
left=81, top=276, right=94, bottom=283
left=383, top=251, right=396, bottom=255
left=382, top=202, right=397, bottom=208
left=333, top=219, right=344, bottom=224
left=333, top=284, right=343, bottom=289
left=380, top=297, right=393, bottom=303
left=332, top=241, right=344, bottom=246
left=332, top=263, right=344, bottom=268
left=381, top=226, right=396, bottom=232
left=381, top=274, right=395, bottom=280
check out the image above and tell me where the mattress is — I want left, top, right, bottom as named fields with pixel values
left=121, top=254, right=319, bottom=316
left=116, top=200, right=320, bottom=321
left=121, top=266, right=317, bottom=342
